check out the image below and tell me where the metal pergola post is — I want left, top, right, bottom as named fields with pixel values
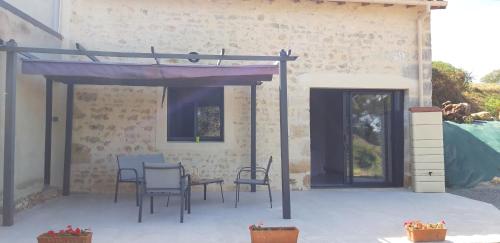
left=44, top=79, right=53, bottom=185
left=62, top=83, right=74, bottom=196
left=250, top=84, right=257, bottom=192
left=279, top=50, right=291, bottom=219
left=2, top=40, right=17, bottom=226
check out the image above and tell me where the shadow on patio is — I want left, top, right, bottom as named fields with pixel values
left=1, top=189, right=499, bottom=243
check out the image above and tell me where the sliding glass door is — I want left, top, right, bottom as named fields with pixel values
left=310, top=89, right=404, bottom=187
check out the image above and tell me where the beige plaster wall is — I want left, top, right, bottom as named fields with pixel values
left=59, top=0, right=433, bottom=193
left=0, top=7, right=64, bottom=207
left=4, top=0, right=60, bottom=30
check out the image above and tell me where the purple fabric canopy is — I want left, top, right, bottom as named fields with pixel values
left=22, top=59, right=279, bottom=86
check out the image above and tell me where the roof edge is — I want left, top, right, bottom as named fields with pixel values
left=326, top=0, right=447, bottom=9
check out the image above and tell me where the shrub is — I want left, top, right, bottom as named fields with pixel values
left=432, top=61, right=472, bottom=107
left=484, top=96, right=500, bottom=118
left=481, top=69, right=500, bottom=84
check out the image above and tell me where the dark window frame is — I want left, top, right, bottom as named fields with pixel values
left=167, top=87, right=224, bottom=142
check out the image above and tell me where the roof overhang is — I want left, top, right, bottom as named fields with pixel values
left=22, top=59, right=279, bottom=87
left=326, top=0, right=447, bottom=9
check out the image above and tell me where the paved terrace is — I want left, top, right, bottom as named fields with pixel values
left=1, top=189, right=499, bottom=243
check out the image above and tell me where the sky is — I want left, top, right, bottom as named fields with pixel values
left=432, top=0, right=500, bottom=81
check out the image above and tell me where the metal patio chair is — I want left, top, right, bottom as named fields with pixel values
left=234, top=156, right=272, bottom=208
left=139, top=162, right=191, bottom=223
left=114, top=153, right=166, bottom=206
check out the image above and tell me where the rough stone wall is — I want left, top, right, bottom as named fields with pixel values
left=71, top=86, right=158, bottom=193
left=60, top=0, right=433, bottom=193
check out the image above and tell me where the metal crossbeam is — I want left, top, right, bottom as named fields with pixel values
left=18, top=52, right=39, bottom=59
left=0, top=45, right=298, bottom=62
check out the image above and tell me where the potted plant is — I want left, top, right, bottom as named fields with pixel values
left=37, top=225, right=92, bottom=243
left=249, top=223, right=299, bottom=243
left=404, top=220, right=447, bottom=242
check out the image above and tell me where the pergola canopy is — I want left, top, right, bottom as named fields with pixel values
left=1, top=39, right=296, bottom=226
left=22, top=59, right=278, bottom=86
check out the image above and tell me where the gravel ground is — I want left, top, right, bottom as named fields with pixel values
left=448, top=182, right=500, bottom=210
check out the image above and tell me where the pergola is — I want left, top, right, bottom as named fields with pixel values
left=0, top=39, right=297, bottom=226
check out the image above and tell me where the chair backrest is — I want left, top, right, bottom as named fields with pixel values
left=143, top=162, right=182, bottom=191
left=117, top=153, right=165, bottom=180
left=264, top=156, right=272, bottom=181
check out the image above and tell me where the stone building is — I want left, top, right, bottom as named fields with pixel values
left=1, top=0, right=448, bottom=221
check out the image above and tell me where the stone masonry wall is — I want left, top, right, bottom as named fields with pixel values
left=60, top=0, right=433, bottom=193
left=71, top=86, right=158, bottom=193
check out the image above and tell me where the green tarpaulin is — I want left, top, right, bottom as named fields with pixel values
left=444, top=121, right=500, bottom=188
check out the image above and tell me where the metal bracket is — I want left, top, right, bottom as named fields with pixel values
left=6, top=39, right=17, bottom=47
left=161, top=87, right=167, bottom=107
left=217, top=48, right=225, bottom=66
left=76, top=43, right=100, bottom=62
left=151, top=46, right=160, bottom=65
left=188, top=51, right=200, bottom=63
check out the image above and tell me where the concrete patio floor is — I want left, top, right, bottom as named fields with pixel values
left=1, top=188, right=499, bottom=243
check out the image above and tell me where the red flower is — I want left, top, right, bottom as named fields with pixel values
left=441, top=220, right=446, bottom=224
left=45, top=225, right=89, bottom=237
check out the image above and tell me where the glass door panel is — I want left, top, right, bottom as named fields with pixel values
left=349, top=93, right=391, bottom=184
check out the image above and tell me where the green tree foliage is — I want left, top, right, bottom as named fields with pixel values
left=352, top=136, right=382, bottom=176
left=484, top=96, right=500, bottom=117
left=432, top=61, right=472, bottom=107
left=481, top=69, right=500, bottom=84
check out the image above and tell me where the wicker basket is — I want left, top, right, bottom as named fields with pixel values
left=250, top=227, right=299, bottom=243
left=37, top=233, right=92, bottom=243
left=406, top=228, right=447, bottom=242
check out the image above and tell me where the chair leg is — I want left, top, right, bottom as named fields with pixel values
left=234, top=183, right=238, bottom=208
left=114, top=176, right=119, bottom=203
left=150, top=196, right=154, bottom=214
left=180, top=191, right=184, bottom=223
left=138, top=193, right=143, bottom=223
left=135, top=182, right=140, bottom=207
left=185, top=191, right=188, bottom=210
left=220, top=182, right=224, bottom=203
left=237, top=184, right=241, bottom=202
left=267, top=183, right=272, bottom=208
left=188, top=188, right=191, bottom=214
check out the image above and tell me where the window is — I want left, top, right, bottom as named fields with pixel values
left=167, top=87, right=224, bottom=141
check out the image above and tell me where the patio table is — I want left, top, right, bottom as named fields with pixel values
left=190, top=178, right=224, bottom=203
